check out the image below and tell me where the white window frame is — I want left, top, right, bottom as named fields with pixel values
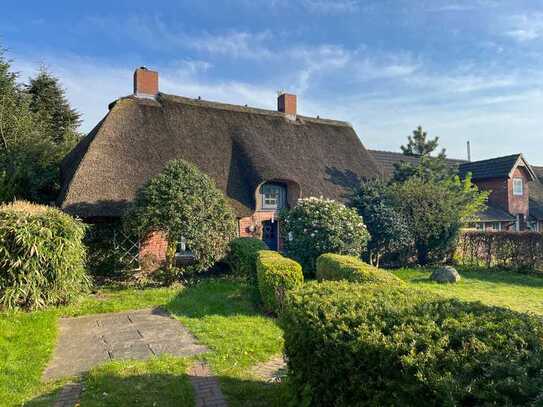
left=261, top=184, right=285, bottom=210
left=513, top=177, right=523, bottom=196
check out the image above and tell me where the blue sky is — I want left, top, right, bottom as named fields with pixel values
left=3, top=0, right=543, bottom=163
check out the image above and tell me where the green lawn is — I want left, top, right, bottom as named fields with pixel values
left=394, top=267, right=543, bottom=315
left=0, top=279, right=286, bottom=407
left=5, top=268, right=542, bottom=406
left=166, top=280, right=288, bottom=406
left=1, top=286, right=183, bottom=406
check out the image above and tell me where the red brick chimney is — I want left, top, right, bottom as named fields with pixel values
left=133, top=67, right=158, bottom=97
left=277, top=92, right=297, bottom=118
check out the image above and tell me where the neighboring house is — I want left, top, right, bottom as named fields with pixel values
left=369, top=150, right=541, bottom=232
left=59, top=67, right=381, bottom=258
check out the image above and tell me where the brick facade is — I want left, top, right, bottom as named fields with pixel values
left=474, top=168, right=530, bottom=217
left=239, top=211, right=283, bottom=250
left=139, top=230, right=168, bottom=270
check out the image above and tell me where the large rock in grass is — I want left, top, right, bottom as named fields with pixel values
left=430, top=266, right=461, bottom=284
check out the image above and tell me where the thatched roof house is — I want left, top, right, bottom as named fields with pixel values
left=59, top=67, right=381, bottom=249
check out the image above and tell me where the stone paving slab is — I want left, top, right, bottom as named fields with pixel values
left=43, top=308, right=208, bottom=380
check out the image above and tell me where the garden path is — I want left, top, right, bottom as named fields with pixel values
left=251, top=355, right=287, bottom=383
left=44, top=308, right=207, bottom=379
left=45, top=307, right=224, bottom=406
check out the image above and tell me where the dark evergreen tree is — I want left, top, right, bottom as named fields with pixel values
left=0, top=48, right=75, bottom=203
left=393, top=126, right=451, bottom=182
left=25, top=67, right=81, bottom=145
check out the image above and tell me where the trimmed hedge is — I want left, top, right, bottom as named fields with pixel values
left=225, top=237, right=268, bottom=279
left=256, top=250, right=303, bottom=313
left=0, top=201, right=90, bottom=310
left=316, top=253, right=403, bottom=286
left=282, top=282, right=543, bottom=406
left=456, top=230, right=543, bottom=271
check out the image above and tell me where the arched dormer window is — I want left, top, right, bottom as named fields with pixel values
left=260, top=183, right=286, bottom=210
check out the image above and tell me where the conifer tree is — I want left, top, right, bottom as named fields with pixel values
left=25, top=68, right=81, bottom=145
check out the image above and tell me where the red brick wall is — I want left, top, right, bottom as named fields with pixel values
left=475, top=178, right=508, bottom=212
left=474, top=167, right=530, bottom=217
left=239, top=211, right=282, bottom=250
left=139, top=230, right=168, bottom=270
left=507, top=167, right=529, bottom=216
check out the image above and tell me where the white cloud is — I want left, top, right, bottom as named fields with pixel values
left=504, top=13, right=543, bottom=42
left=301, top=0, right=359, bottom=14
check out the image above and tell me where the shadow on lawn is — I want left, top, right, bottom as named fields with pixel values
left=25, top=371, right=288, bottom=407
left=165, top=278, right=261, bottom=319
left=407, top=267, right=543, bottom=289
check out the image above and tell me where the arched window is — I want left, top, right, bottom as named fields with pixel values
left=260, top=183, right=286, bottom=210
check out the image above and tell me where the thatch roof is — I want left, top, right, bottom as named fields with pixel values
left=59, top=93, right=381, bottom=218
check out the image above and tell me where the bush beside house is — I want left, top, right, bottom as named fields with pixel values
left=124, top=159, right=237, bottom=277
left=0, top=201, right=90, bottom=310
left=226, top=237, right=268, bottom=279
left=316, top=253, right=403, bottom=286
left=256, top=250, right=303, bottom=313
left=282, top=281, right=543, bottom=406
left=280, top=197, right=369, bottom=276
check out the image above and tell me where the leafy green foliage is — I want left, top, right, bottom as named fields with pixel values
left=0, top=201, right=90, bottom=310
left=389, top=175, right=487, bottom=265
left=280, top=197, right=370, bottom=275
left=256, top=250, right=303, bottom=313
left=0, top=48, right=78, bottom=203
left=316, top=253, right=403, bottom=285
left=125, top=159, right=237, bottom=275
left=282, top=281, right=543, bottom=407
left=394, top=126, right=451, bottom=182
left=225, top=237, right=268, bottom=278
left=351, top=179, right=412, bottom=266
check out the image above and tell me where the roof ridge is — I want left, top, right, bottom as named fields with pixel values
left=124, top=93, right=353, bottom=127
left=460, top=153, right=521, bottom=166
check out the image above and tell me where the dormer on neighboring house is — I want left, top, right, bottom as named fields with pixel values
left=458, top=154, right=536, bottom=231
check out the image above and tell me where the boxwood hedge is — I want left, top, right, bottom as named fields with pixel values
left=225, top=237, right=268, bottom=279
left=256, top=250, right=303, bottom=313
left=316, top=253, right=403, bottom=286
left=281, top=281, right=543, bottom=406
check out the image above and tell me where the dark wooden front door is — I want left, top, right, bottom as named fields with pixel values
left=262, top=220, right=278, bottom=250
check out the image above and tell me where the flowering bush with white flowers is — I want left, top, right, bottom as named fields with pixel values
left=280, top=197, right=370, bottom=275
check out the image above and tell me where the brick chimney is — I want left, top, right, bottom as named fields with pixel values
left=133, top=67, right=158, bottom=98
left=277, top=92, right=297, bottom=118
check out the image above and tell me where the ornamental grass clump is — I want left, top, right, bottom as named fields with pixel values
left=282, top=282, right=543, bottom=406
left=280, top=197, right=370, bottom=276
left=0, top=201, right=90, bottom=310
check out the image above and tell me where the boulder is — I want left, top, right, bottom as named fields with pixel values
left=430, top=266, right=461, bottom=283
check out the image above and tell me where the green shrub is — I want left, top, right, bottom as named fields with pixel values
left=316, top=253, right=403, bottom=286
left=256, top=250, right=303, bottom=313
left=280, top=197, right=370, bottom=276
left=226, top=237, right=268, bottom=278
left=282, top=282, right=543, bottom=406
left=124, top=159, right=237, bottom=275
left=0, top=201, right=90, bottom=310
